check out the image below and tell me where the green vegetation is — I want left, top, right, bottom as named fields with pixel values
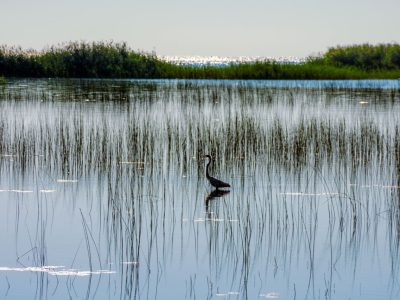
left=321, top=43, right=400, bottom=70
left=0, top=76, right=6, bottom=84
left=1, top=42, right=400, bottom=79
left=0, top=42, right=161, bottom=78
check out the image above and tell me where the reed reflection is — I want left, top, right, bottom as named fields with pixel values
left=0, top=79, right=399, bottom=299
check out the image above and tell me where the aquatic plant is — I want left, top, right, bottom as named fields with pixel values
left=1, top=42, right=400, bottom=79
left=321, top=43, right=400, bottom=70
left=1, top=79, right=400, bottom=299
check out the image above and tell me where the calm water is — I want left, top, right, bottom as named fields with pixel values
left=0, top=79, right=399, bottom=299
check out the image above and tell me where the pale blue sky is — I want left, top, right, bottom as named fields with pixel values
left=1, top=0, right=399, bottom=57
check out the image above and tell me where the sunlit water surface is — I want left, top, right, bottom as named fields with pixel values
left=0, top=79, right=400, bottom=299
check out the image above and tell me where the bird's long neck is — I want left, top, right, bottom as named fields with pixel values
left=206, top=158, right=211, bottom=179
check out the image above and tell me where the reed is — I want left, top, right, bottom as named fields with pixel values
left=1, top=42, right=400, bottom=79
left=322, top=43, right=400, bottom=70
left=1, top=79, right=399, bottom=299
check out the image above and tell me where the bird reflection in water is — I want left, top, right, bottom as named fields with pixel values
left=205, top=189, right=230, bottom=218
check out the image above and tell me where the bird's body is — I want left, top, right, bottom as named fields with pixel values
left=204, top=155, right=231, bottom=189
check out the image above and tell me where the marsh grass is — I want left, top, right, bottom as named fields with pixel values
left=0, top=80, right=398, bottom=175
left=0, top=79, right=399, bottom=299
left=1, top=42, right=400, bottom=79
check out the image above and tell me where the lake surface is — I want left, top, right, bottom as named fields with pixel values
left=0, top=79, right=399, bottom=299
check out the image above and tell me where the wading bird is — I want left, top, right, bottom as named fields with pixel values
left=204, top=155, right=231, bottom=189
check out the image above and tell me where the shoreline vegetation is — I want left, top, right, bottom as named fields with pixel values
left=1, top=42, right=400, bottom=80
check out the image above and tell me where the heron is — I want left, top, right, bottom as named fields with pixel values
left=204, top=155, right=231, bottom=189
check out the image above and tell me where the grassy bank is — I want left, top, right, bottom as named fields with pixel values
left=1, top=42, right=400, bottom=79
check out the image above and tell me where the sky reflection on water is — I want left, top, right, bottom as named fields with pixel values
left=0, top=79, right=399, bottom=299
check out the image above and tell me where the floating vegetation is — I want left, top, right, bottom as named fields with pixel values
left=0, top=189, right=33, bottom=193
left=280, top=192, right=339, bottom=197
left=259, top=292, right=280, bottom=299
left=0, top=266, right=115, bottom=277
left=39, top=189, right=57, bottom=193
left=215, top=291, right=240, bottom=297
left=56, top=179, right=78, bottom=183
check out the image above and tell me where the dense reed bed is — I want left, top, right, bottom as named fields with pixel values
left=0, top=79, right=399, bottom=299
left=322, top=43, right=400, bottom=70
left=1, top=79, right=399, bottom=175
left=1, top=42, right=400, bottom=79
